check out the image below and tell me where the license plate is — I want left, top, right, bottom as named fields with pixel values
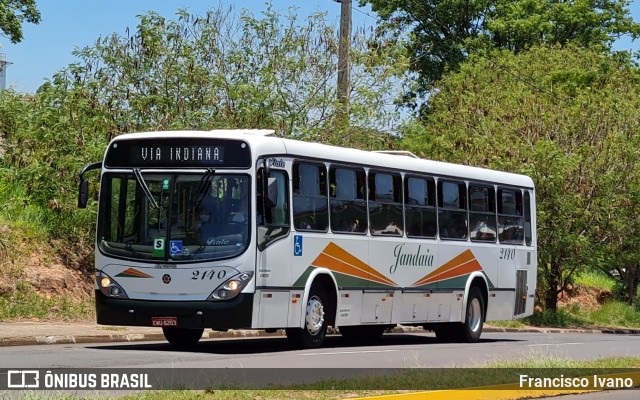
left=152, top=317, right=178, bottom=327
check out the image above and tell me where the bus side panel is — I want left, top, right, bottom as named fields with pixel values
left=427, top=293, right=451, bottom=322
left=254, top=290, right=290, bottom=328
left=448, top=290, right=464, bottom=322
left=336, top=290, right=363, bottom=326
left=485, top=290, right=516, bottom=320
left=362, top=290, right=394, bottom=323
left=396, top=292, right=430, bottom=323
left=368, top=236, right=439, bottom=325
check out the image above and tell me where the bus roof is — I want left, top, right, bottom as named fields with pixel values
left=111, top=130, right=535, bottom=189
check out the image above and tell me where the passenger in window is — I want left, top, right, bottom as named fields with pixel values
left=229, top=196, right=249, bottom=223
left=351, top=219, right=362, bottom=232
left=381, top=221, right=402, bottom=235
left=297, top=218, right=312, bottom=230
left=472, top=218, right=495, bottom=241
left=196, top=207, right=216, bottom=242
left=356, top=176, right=365, bottom=199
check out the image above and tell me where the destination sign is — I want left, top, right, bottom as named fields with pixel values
left=104, top=138, right=251, bottom=168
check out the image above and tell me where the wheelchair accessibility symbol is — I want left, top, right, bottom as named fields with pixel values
left=169, top=240, right=183, bottom=255
left=294, top=235, right=303, bottom=256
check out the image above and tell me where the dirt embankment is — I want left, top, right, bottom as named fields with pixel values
left=558, top=284, right=614, bottom=311
left=0, top=232, right=94, bottom=301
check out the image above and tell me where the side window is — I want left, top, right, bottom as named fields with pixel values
left=405, top=176, right=436, bottom=238
left=257, top=167, right=290, bottom=250
left=524, top=191, right=532, bottom=246
left=438, top=180, right=467, bottom=240
left=369, top=171, right=403, bottom=236
left=293, top=162, right=328, bottom=231
left=469, top=185, right=496, bottom=242
left=498, top=188, right=523, bottom=244
left=329, top=166, right=367, bottom=233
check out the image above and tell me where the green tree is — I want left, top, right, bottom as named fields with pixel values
left=363, top=0, right=640, bottom=109
left=64, top=5, right=408, bottom=145
left=399, top=45, right=640, bottom=310
left=0, top=4, right=409, bottom=238
left=0, top=0, right=40, bottom=44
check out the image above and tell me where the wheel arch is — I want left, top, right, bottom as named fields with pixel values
left=300, top=268, right=339, bottom=327
left=463, top=272, right=489, bottom=323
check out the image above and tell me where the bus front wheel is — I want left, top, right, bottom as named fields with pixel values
left=162, top=327, right=204, bottom=347
left=286, top=285, right=328, bottom=348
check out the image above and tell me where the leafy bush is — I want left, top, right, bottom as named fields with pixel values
left=524, top=309, right=586, bottom=327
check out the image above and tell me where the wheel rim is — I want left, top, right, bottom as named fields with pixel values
left=468, top=298, right=482, bottom=333
left=305, top=295, right=324, bottom=336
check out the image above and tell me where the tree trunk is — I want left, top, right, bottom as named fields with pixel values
left=624, top=265, right=639, bottom=305
left=544, top=264, right=560, bottom=311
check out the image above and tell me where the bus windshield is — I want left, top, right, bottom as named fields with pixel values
left=98, top=172, right=250, bottom=262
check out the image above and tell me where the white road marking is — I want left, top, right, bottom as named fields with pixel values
left=527, top=342, right=584, bottom=347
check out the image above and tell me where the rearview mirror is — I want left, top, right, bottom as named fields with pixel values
left=78, top=179, right=89, bottom=209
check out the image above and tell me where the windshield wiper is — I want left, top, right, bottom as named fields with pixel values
left=133, top=169, right=159, bottom=209
left=194, top=168, right=215, bottom=208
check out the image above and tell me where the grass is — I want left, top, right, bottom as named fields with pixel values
left=524, top=307, right=586, bottom=327
left=486, top=320, right=526, bottom=329
left=582, top=301, right=640, bottom=328
left=522, top=301, right=640, bottom=329
left=0, top=282, right=94, bottom=321
left=573, top=270, right=616, bottom=291
left=485, top=355, right=640, bottom=369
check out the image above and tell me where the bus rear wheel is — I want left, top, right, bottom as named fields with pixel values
left=286, top=285, right=328, bottom=348
left=431, top=287, right=485, bottom=343
left=456, top=286, right=484, bottom=342
left=162, top=327, right=204, bottom=347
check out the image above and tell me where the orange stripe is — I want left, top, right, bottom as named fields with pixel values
left=310, top=243, right=397, bottom=286
left=311, top=253, right=371, bottom=281
left=415, top=259, right=482, bottom=286
left=118, top=268, right=153, bottom=278
left=412, top=250, right=477, bottom=287
left=323, top=242, right=396, bottom=285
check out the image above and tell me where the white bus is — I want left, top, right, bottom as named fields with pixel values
left=78, top=129, right=536, bottom=348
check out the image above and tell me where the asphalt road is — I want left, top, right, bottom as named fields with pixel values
left=1, top=331, right=638, bottom=399
left=0, top=331, right=638, bottom=369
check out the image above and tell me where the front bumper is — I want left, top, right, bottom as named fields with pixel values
left=95, top=290, right=253, bottom=329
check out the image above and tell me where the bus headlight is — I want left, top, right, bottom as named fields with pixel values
left=208, top=272, right=254, bottom=301
left=96, top=271, right=129, bottom=299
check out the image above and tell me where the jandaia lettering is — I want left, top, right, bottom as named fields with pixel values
left=389, top=244, right=434, bottom=274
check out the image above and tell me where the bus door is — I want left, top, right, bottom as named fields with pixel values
left=255, top=164, right=292, bottom=328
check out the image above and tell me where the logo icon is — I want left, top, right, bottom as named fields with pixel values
left=8, top=370, right=40, bottom=388
left=162, top=274, right=172, bottom=284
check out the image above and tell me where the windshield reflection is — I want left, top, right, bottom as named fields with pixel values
left=98, top=172, right=250, bottom=261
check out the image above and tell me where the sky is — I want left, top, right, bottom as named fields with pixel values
left=1, top=0, right=639, bottom=94
left=1, top=0, right=378, bottom=93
